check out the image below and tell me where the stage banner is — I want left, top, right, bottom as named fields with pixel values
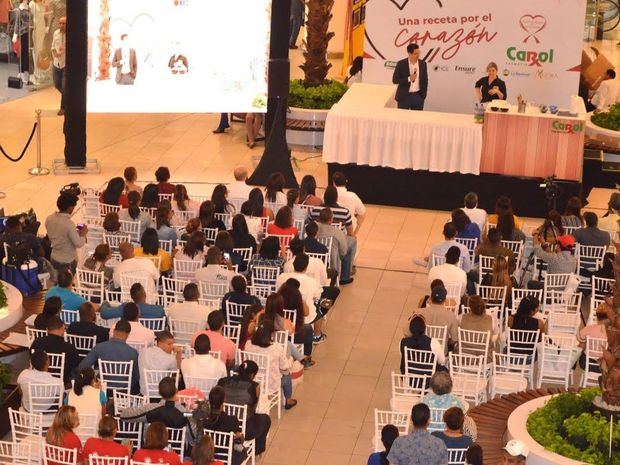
left=363, top=0, right=586, bottom=113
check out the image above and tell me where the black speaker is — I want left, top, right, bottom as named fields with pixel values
left=7, top=76, right=22, bottom=89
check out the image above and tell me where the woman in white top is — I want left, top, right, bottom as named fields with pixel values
left=172, top=184, right=200, bottom=226
left=118, top=190, right=153, bottom=237
left=265, top=173, right=287, bottom=206
left=64, top=368, right=107, bottom=425
left=245, top=319, right=297, bottom=409
left=286, top=188, right=308, bottom=224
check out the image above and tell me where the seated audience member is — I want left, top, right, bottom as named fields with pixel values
left=227, top=166, right=253, bottom=200
left=577, top=308, right=608, bottom=370
left=418, top=279, right=457, bottom=309
left=215, top=230, right=245, bottom=272
left=264, top=172, right=287, bottom=205
left=118, top=302, right=155, bottom=347
left=100, top=282, right=165, bottom=320
left=119, top=190, right=154, bottom=237
left=487, top=196, right=522, bottom=229
left=594, top=253, right=616, bottom=279
left=112, top=242, right=159, bottom=292
left=279, top=279, right=315, bottom=364
left=536, top=210, right=564, bottom=245
left=82, top=243, right=114, bottom=286
left=172, top=184, right=200, bottom=219
left=261, top=292, right=306, bottom=364
left=229, top=214, right=257, bottom=252
left=102, top=212, right=123, bottom=237
left=121, top=377, right=188, bottom=430
left=247, top=236, right=285, bottom=275
left=298, top=174, right=323, bottom=206
left=134, top=228, right=172, bottom=273
left=427, top=246, right=467, bottom=295
left=221, top=275, right=261, bottom=318
left=531, top=232, right=577, bottom=275
left=181, top=334, right=227, bottom=381
left=246, top=320, right=297, bottom=409
left=212, top=184, right=235, bottom=215
left=155, top=203, right=178, bottom=247
left=201, top=385, right=243, bottom=435
left=268, top=206, right=299, bottom=238
left=507, top=296, right=546, bottom=350
left=34, top=296, right=63, bottom=330
left=217, top=360, right=272, bottom=455
left=79, top=320, right=140, bottom=393
left=462, top=192, right=487, bottom=231
left=83, top=415, right=131, bottom=460
left=45, top=192, right=87, bottom=273
left=155, top=166, right=176, bottom=195
left=247, top=188, right=274, bottom=221
left=17, top=350, right=60, bottom=412
left=195, top=246, right=236, bottom=285
left=175, top=230, right=206, bottom=263
left=284, top=238, right=329, bottom=287
left=138, top=330, right=181, bottom=396
left=191, top=435, right=225, bottom=465
left=599, top=192, right=620, bottom=232
left=561, top=196, right=584, bottom=228
left=367, top=424, right=399, bottom=465
left=0, top=214, right=44, bottom=266
left=419, top=222, right=471, bottom=272
left=452, top=208, right=481, bottom=243
left=67, top=302, right=109, bottom=343
left=167, top=282, right=213, bottom=325
left=496, top=209, right=526, bottom=242
left=124, top=166, right=142, bottom=195
left=421, top=371, right=467, bottom=411
left=312, top=186, right=354, bottom=235
left=387, top=403, right=448, bottom=465
left=303, top=220, right=329, bottom=255
left=418, top=285, right=458, bottom=348
left=317, top=207, right=356, bottom=285
left=287, top=188, right=308, bottom=224
left=432, top=407, right=473, bottom=449
left=100, top=177, right=128, bottom=207
left=460, top=296, right=495, bottom=353
left=573, top=212, right=611, bottom=247
left=501, top=440, right=529, bottom=465
left=474, top=227, right=516, bottom=269
left=333, top=171, right=366, bottom=232
left=240, top=201, right=264, bottom=241
left=467, top=443, right=484, bottom=465
left=480, top=255, right=517, bottom=305
left=199, top=200, right=227, bottom=231
left=238, top=304, right=263, bottom=349
left=140, top=183, right=160, bottom=210
left=45, top=269, right=87, bottom=310
left=65, top=368, right=106, bottom=423
left=400, top=315, right=445, bottom=374
left=31, top=316, right=80, bottom=385
left=191, top=311, right=236, bottom=368
left=132, top=422, right=182, bottom=465
left=45, top=406, right=84, bottom=464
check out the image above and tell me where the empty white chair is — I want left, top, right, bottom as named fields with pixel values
left=8, top=409, right=43, bottom=464
left=43, top=444, right=77, bottom=465
left=99, top=360, right=134, bottom=393
left=547, top=290, right=582, bottom=316
left=490, top=352, right=529, bottom=397
left=403, top=348, right=436, bottom=378
left=166, top=427, right=186, bottom=458
left=173, top=259, right=202, bottom=281
left=449, top=353, right=487, bottom=406
left=75, top=413, right=98, bottom=444
left=119, top=219, right=141, bottom=244
left=536, top=334, right=578, bottom=388
left=225, top=301, right=250, bottom=325
left=390, top=372, right=427, bottom=412
left=0, top=440, right=33, bottom=465
left=169, top=318, right=204, bottom=345
left=458, top=328, right=490, bottom=361
left=546, top=310, right=580, bottom=336
left=143, top=369, right=179, bottom=401
left=26, top=382, right=63, bottom=415
left=65, top=334, right=97, bottom=359
left=75, top=268, right=105, bottom=302
left=542, top=273, right=572, bottom=309
left=575, top=244, right=606, bottom=276
left=581, top=337, right=607, bottom=388
left=373, top=409, right=410, bottom=452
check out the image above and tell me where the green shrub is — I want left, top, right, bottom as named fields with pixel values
left=591, top=104, right=620, bottom=131
left=288, top=79, right=348, bottom=110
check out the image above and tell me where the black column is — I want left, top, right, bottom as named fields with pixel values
left=63, top=0, right=87, bottom=167
left=248, top=0, right=298, bottom=188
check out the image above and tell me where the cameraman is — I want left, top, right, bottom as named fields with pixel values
left=0, top=215, right=44, bottom=267
left=45, top=193, right=88, bottom=273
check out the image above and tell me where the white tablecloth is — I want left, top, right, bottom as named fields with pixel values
left=322, top=84, right=483, bottom=174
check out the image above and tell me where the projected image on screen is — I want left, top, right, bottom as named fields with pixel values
left=87, top=0, right=271, bottom=113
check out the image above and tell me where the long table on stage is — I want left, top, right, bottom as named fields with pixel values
left=322, top=83, right=483, bottom=174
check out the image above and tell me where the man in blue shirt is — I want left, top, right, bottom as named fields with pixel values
left=45, top=269, right=87, bottom=310
left=78, top=319, right=140, bottom=394
left=99, top=282, right=165, bottom=320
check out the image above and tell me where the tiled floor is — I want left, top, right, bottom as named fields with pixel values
left=0, top=48, right=616, bottom=465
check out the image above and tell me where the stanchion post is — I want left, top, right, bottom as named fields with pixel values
left=28, top=109, right=50, bottom=176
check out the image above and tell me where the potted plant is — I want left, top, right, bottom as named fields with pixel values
left=287, top=0, right=348, bottom=147
left=0, top=282, right=20, bottom=438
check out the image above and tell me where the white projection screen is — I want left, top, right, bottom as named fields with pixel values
left=86, top=0, right=271, bottom=113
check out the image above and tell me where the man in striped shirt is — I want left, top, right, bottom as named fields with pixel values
left=309, top=186, right=354, bottom=236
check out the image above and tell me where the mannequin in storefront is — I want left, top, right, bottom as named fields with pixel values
left=8, top=0, right=29, bottom=84
left=29, top=0, right=50, bottom=86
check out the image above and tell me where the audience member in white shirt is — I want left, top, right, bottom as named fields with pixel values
left=591, top=69, right=620, bottom=112
left=427, top=246, right=467, bottom=296
left=332, top=171, right=366, bottom=232
left=17, top=350, right=62, bottom=412
left=195, top=246, right=237, bottom=286
left=283, top=238, right=329, bottom=287
left=181, top=333, right=227, bottom=387
left=227, top=166, right=254, bottom=201
left=113, top=242, right=159, bottom=292
left=138, top=330, right=181, bottom=397
left=112, top=302, right=155, bottom=348
left=414, top=222, right=472, bottom=272
left=167, top=282, right=214, bottom=325
left=463, top=192, right=487, bottom=232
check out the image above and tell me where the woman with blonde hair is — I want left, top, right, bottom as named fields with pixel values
left=481, top=255, right=517, bottom=307
left=45, top=405, right=83, bottom=463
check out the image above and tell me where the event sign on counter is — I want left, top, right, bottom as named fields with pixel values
left=86, top=0, right=271, bottom=113
left=363, top=0, right=586, bottom=113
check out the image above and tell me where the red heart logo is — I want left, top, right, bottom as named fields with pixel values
left=519, top=14, right=546, bottom=43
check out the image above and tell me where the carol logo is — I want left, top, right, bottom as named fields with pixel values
left=506, top=47, right=554, bottom=67
left=552, top=120, right=583, bottom=134
left=519, top=15, right=546, bottom=44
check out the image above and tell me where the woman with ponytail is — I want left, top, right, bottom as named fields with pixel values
left=65, top=367, right=107, bottom=423
left=119, top=190, right=153, bottom=237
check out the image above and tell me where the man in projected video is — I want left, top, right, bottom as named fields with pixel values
left=112, top=34, right=138, bottom=85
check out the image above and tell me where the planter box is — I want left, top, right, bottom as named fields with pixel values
left=286, top=107, right=329, bottom=148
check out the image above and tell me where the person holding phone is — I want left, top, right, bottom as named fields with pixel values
left=392, top=43, right=429, bottom=111
left=475, top=62, right=507, bottom=103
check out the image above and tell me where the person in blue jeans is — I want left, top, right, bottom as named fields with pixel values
left=289, top=0, right=305, bottom=49
left=367, top=424, right=399, bottom=465
left=213, top=113, right=230, bottom=134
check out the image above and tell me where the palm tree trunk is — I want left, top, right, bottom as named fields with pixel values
left=300, top=0, right=335, bottom=87
left=96, top=0, right=111, bottom=81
